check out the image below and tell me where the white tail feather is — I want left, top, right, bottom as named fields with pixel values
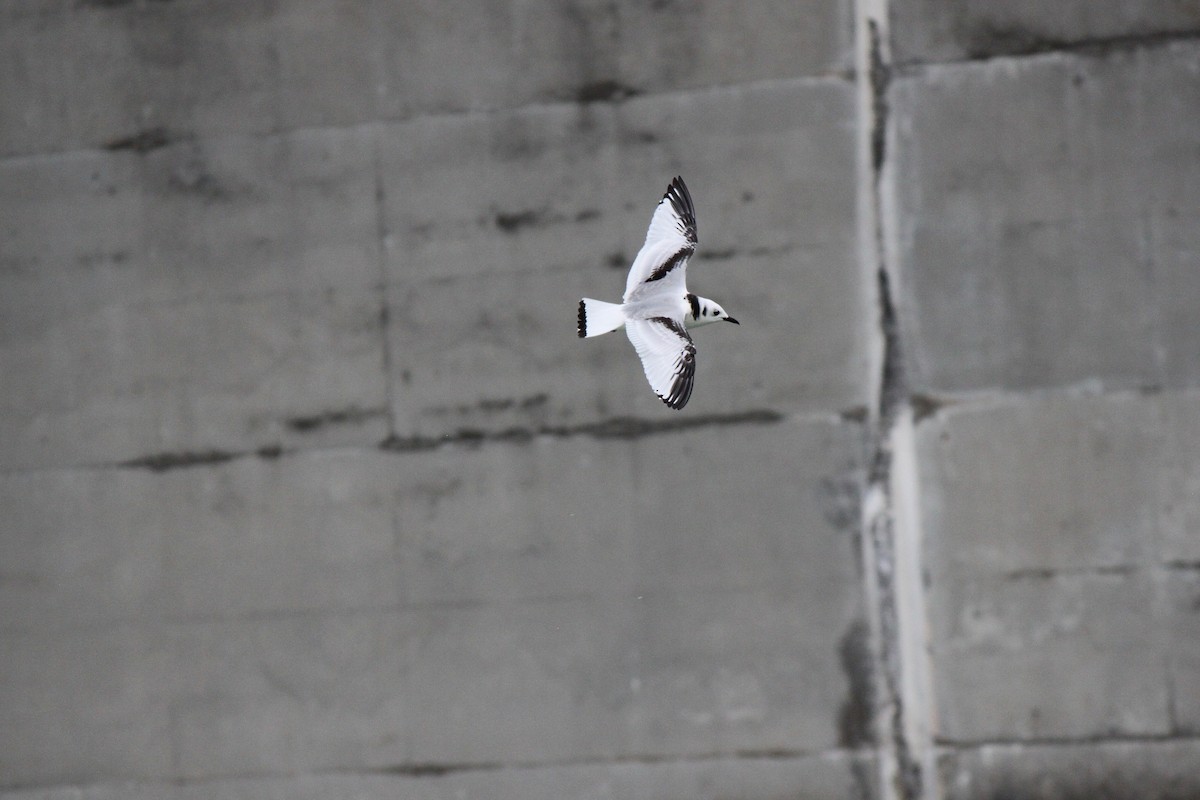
left=577, top=298, right=626, bottom=338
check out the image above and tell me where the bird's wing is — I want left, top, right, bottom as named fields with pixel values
left=625, top=316, right=696, bottom=410
left=623, top=176, right=698, bottom=301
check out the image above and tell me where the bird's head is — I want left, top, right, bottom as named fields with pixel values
left=687, top=294, right=740, bottom=327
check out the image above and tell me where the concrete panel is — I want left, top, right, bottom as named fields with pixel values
left=0, top=625, right=174, bottom=786
left=160, top=589, right=860, bottom=781
left=916, top=391, right=1200, bottom=577
left=0, top=418, right=867, bottom=786
left=0, top=450, right=401, bottom=631
left=164, top=611, right=415, bottom=780
left=913, top=392, right=1200, bottom=741
left=0, top=753, right=877, bottom=800
left=929, top=571, right=1169, bottom=741
left=390, top=411, right=862, bottom=606
left=384, top=79, right=867, bottom=433
left=890, top=42, right=1200, bottom=395
left=1, top=0, right=851, bottom=158
left=892, top=1, right=1200, bottom=64
left=0, top=127, right=380, bottom=317
left=0, top=286, right=386, bottom=471
left=938, top=740, right=1200, bottom=800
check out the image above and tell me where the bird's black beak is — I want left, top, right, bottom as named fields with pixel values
left=725, top=317, right=740, bottom=325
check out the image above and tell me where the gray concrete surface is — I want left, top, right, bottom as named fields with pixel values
left=890, top=41, right=1200, bottom=396
left=2, top=2, right=1200, bottom=799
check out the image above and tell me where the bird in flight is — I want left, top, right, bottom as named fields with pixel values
left=577, top=176, right=738, bottom=410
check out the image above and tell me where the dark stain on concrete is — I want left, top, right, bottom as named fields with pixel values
left=624, top=129, right=659, bottom=145
left=958, top=23, right=1072, bottom=61
left=424, top=393, right=550, bottom=418
left=380, top=409, right=784, bottom=453
left=840, top=405, right=869, bottom=424
left=286, top=407, right=384, bottom=433
left=910, top=393, right=952, bottom=424
left=606, top=251, right=628, bottom=269
left=494, top=209, right=542, bottom=233
left=256, top=444, right=284, bottom=460
left=475, top=393, right=549, bottom=413
left=119, top=449, right=238, bottom=472
left=868, top=19, right=891, bottom=176
left=697, top=248, right=739, bottom=261
left=76, top=250, right=131, bottom=268
left=103, top=126, right=173, bottom=154
left=520, top=393, right=549, bottom=409
left=477, top=397, right=517, bottom=413
left=575, top=79, right=640, bottom=104
left=838, top=619, right=875, bottom=749
left=493, top=206, right=602, bottom=234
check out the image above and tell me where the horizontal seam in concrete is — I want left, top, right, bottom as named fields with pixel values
left=0, top=749, right=873, bottom=793
left=0, top=73, right=855, bottom=165
left=0, top=407, right=854, bottom=477
left=902, top=383, right=1200, bottom=425
left=343, top=746, right=867, bottom=779
left=0, top=580, right=802, bottom=638
left=893, top=29, right=1200, bottom=74
left=934, top=732, right=1200, bottom=750
left=378, top=409, right=786, bottom=452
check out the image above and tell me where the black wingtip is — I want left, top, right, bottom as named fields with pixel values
left=577, top=299, right=587, bottom=338
left=662, top=176, right=697, bottom=245
left=660, top=337, right=695, bottom=410
left=661, top=394, right=689, bottom=410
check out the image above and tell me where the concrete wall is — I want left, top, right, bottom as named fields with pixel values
left=1, top=2, right=1198, bottom=798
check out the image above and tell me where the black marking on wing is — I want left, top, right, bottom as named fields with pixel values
left=650, top=316, right=696, bottom=410
left=666, top=176, right=698, bottom=245
left=643, top=245, right=694, bottom=283
left=686, top=292, right=700, bottom=321
left=576, top=299, right=587, bottom=338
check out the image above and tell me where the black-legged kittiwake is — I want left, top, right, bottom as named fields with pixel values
left=577, top=176, right=739, bottom=410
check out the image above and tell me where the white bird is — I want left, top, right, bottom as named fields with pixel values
left=577, top=176, right=739, bottom=410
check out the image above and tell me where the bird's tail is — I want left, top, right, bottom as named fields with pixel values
left=577, top=298, right=626, bottom=338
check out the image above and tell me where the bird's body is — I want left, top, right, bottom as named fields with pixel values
left=577, top=176, right=738, bottom=409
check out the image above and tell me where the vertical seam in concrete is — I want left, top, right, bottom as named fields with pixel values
left=855, top=1, right=938, bottom=798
